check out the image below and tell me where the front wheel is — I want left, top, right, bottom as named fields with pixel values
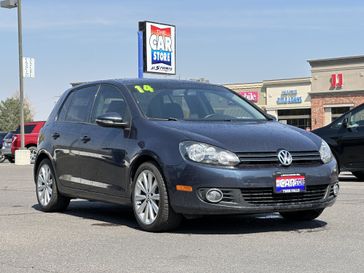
left=36, top=159, right=70, bottom=212
left=132, top=162, right=182, bottom=232
left=279, top=209, right=324, bottom=221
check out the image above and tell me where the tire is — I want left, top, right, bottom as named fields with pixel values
left=132, top=162, right=182, bottom=232
left=7, top=156, right=14, bottom=163
left=352, top=172, right=364, bottom=181
left=35, top=159, right=70, bottom=212
left=280, top=209, right=324, bottom=221
left=28, top=146, right=37, bottom=164
left=0, top=153, right=5, bottom=163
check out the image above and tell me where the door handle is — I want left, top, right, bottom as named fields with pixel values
left=52, top=132, right=60, bottom=139
left=81, top=135, right=91, bottom=143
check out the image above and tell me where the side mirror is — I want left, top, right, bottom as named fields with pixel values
left=342, top=118, right=349, bottom=128
left=96, top=113, right=129, bottom=128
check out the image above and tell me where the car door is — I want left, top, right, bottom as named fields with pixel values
left=341, top=106, right=364, bottom=169
left=52, top=85, right=98, bottom=190
left=78, top=84, right=133, bottom=196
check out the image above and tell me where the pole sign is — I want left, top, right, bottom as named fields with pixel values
left=139, top=21, right=176, bottom=75
left=23, top=57, right=35, bottom=78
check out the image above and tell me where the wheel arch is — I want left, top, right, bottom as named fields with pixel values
left=128, top=152, right=165, bottom=196
left=25, top=143, right=37, bottom=148
left=33, top=150, right=54, bottom=182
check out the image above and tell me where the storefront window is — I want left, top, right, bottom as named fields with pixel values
left=278, top=109, right=311, bottom=130
left=331, top=107, right=350, bottom=122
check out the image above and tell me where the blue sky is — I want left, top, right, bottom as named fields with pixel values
left=1, top=0, right=364, bottom=119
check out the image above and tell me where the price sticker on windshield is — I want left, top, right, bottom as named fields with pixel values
left=134, top=85, right=154, bottom=94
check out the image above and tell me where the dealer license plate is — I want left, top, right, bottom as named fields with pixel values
left=275, top=174, right=305, bottom=193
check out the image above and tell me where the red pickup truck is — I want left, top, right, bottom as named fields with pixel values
left=11, top=121, right=45, bottom=163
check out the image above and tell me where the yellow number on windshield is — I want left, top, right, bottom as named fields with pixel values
left=134, top=84, right=154, bottom=94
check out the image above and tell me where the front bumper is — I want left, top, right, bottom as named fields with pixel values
left=164, top=160, right=338, bottom=215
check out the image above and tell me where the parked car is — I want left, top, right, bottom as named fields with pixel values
left=34, top=79, right=339, bottom=231
left=11, top=121, right=45, bottom=164
left=313, top=103, right=364, bottom=180
left=0, top=132, right=7, bottom=163
left=1, top=131, right=15, bottom=163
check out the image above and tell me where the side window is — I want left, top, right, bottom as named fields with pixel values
left=91, top=84, right=130, bottom=123
left=331, top=115, right=346, bottom=129
left=14, top=125, right=36, bottom=134
left=350, top=107, right=364, bottom=127
left=58, top=92, right=74, bottom=121
left=59, top=85, right=98, bottom=123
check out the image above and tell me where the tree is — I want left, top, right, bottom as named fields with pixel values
left=0, top=95, right=33, bottom=132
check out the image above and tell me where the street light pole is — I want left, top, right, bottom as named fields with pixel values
left=1, top=0, right=25, bottom=150
left=17, top=0, right=25, bottom=149
left=1, top=0, right=30, bottom=164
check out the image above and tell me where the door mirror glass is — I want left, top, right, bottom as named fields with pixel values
left=96, top=113, right=129, bottom=128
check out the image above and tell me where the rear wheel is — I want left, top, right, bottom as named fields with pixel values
left=36, top=159, right=70, bottom=212
left=280, top=209, right=324, bottom=221
left=132, top=162, right=182, bottom=232
left=353, top=172, right=364, bottom=181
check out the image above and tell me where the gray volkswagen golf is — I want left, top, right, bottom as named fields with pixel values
left=34, top=79, right=339, bottom=231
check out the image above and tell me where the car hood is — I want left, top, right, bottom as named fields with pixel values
left=152, top=120, right=322, bottom=153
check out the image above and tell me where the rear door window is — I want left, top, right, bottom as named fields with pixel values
left=58, top=85, right=98, bottom=123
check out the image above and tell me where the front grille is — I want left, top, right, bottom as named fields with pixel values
left=236, top=151, right=322, bottom=166
left=241, top=184, right=328, bottom=206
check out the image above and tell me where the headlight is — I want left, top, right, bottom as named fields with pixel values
left=179, top=141, right=240, bottom=166
left=319, top=140, right=333, bottom=164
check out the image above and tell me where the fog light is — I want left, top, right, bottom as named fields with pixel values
left=205, top=188, right=223, bottom=203
left=333, top=183, right=339, bottom=196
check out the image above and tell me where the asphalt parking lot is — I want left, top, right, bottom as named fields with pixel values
left=0, top=163, right=363, bottom=273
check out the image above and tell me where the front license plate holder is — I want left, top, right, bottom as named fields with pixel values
left=275, top=174, right=306, bottom=193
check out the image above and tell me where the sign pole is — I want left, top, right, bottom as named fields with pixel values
left=137, top=31, right=143, bottom=79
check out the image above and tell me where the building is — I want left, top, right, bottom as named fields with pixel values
left=308, top=55, right=364, bottom=129
left=224, top=82, right=265, bottom=108
left=263, top=77, right=311, bottom=129
left=225, top=55, right=364, bottom=130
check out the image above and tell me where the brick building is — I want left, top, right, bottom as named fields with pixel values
left=225, top=55, right=364, bottom=130
left=308, top=56, right=364, bottom=129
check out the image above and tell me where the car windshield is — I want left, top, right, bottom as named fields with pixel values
left=127, top=82, right=267, bottom=121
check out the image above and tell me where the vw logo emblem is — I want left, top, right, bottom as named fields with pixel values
left=277, top=150, right=292, bottom=166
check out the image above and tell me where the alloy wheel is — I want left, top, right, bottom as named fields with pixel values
left=37, top=164, right=53, bottom=206
left=29, top=147, right=37, bottom=164
left=134, top=170, right=160, bottom=225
